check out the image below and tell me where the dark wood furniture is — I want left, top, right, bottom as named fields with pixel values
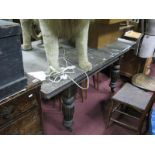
left=23, top=39, right=135, bottom=130
left=0, top=75, right=43, bottom=135
left=120, top=49, right=146, bottom=78
left=120, top=30, right=153, bottom=78
left=107, top=83, right=155, bottom=134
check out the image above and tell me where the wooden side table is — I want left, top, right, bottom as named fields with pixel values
left=0, top=75, right=43, bottom=135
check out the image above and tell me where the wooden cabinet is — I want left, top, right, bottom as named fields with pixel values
left=88, top=19, right=128, bottom=49
left=120, top=49, right=145, bottom=78
left=0, top=75, right=43, bottom=135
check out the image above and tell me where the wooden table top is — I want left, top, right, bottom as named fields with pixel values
left=22, top=39, right=135, bottom=99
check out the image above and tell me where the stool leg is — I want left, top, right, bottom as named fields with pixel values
left=96, top=72, right=100, bottom=90
left=138, top=113, right=147, bottom=135
left=80, top=80, right=87, bottom=102
left=146, top=114, right=150, bottom=133
left=58, top=96, right=63, bottom=111
left=106, top=100, right=114, bottom=128
left=142, top=113, right=150, bottom=134
left=84, top=80, right=88, bottom=99
left=52, top=97, right=56, bottom=108
left=81, top=89, right=84, bottom=102
left=93, top=73, right=100, bottom=90
left=93, top=75, right=96, bottom=89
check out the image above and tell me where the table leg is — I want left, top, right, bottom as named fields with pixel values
left=62, top=85, right=77, bottom=130
left=110, top=60, right=120, bottom=92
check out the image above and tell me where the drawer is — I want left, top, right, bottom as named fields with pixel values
left=0, top=89, right=39, bottom=126
left=0, top=108, right=42, bottom=135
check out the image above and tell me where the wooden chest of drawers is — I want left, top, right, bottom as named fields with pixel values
left=0, top=75, right=43, bottom=135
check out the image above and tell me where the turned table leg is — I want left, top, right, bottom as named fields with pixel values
left=62, top=85, right=77, bottom=130
left=110, top=60, right=120, bottom=92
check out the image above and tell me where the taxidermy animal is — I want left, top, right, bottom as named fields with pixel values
left=20, top=19, right=42, bottom=50
left=20, top=19, right=92, bottom=72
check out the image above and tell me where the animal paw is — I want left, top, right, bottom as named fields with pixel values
left=79, top=61, right=92, bottom=71
left=45, top=66, right=60, bottom=76
left=22, top=44, right=32, bottom=51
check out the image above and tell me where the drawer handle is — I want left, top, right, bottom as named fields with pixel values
left=0, top=105, right=14, bottom=119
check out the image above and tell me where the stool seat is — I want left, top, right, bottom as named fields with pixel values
left=107, top=82, right=155, bottom=134
left=112, top=83, right=152, bottom=110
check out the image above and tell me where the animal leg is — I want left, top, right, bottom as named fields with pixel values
left=39, top=20, right=60, bottom=73
left=20, top=19, right=33, bottom=50
left=76, top=21, right=92, bottom=71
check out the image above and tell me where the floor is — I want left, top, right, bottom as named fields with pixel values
left=41, top=64, right=155, bottom=135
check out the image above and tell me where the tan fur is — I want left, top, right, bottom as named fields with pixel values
left=21, top=19, right=92, bottom=72
left=46, top=19, right=90, bottom=38
left=20, top=19, right=41, bottom=50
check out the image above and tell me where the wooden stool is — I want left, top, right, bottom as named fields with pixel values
left=107, top=83, right=155, bottom=134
